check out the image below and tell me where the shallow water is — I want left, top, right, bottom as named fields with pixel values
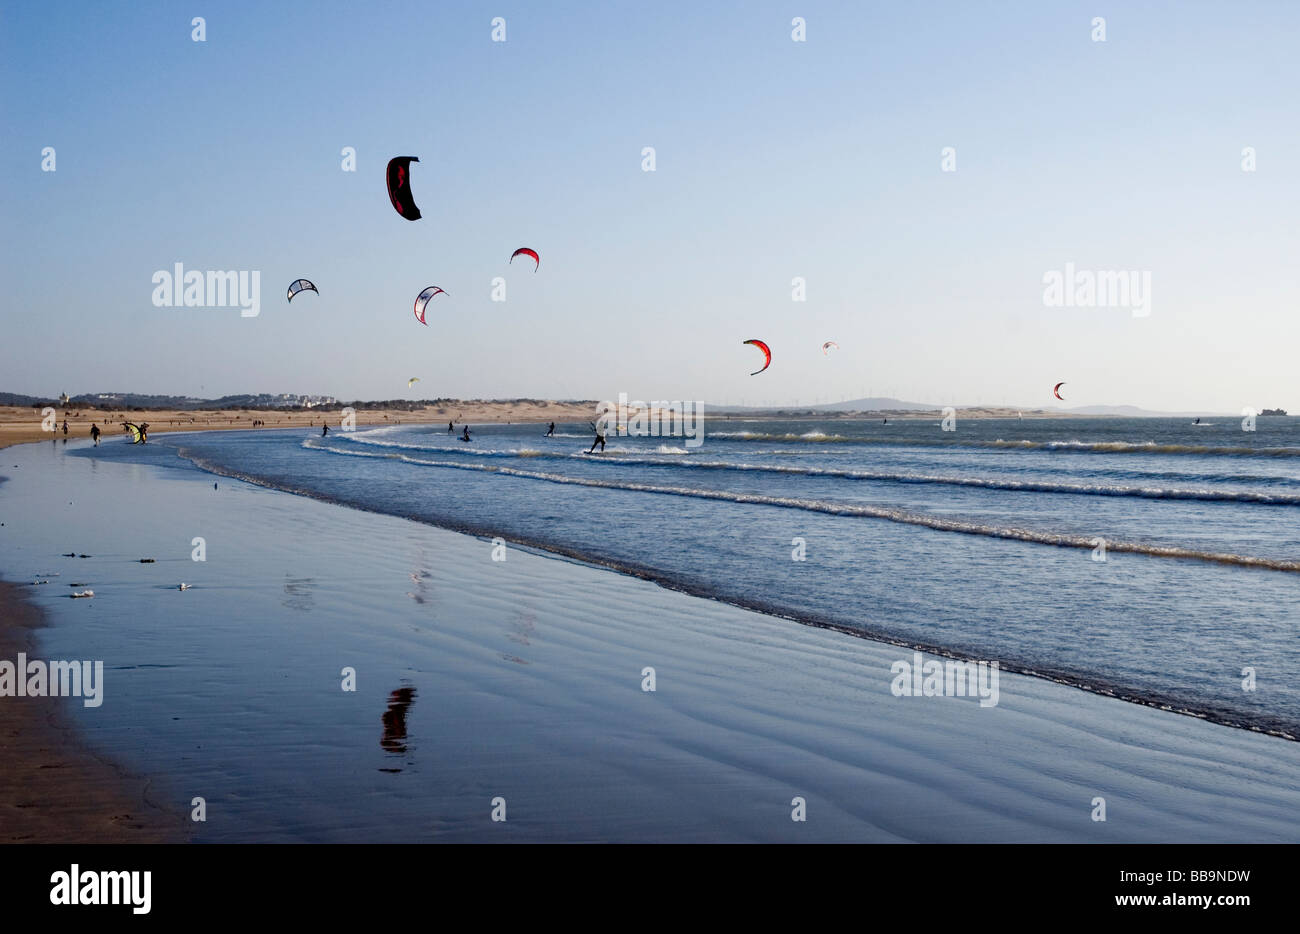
left=150, top=416, right=1300, bottom=737
left=4, top=433, right=1300, bottom=842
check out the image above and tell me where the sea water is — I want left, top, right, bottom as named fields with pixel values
left=146, top=415, right=1300, bottom=738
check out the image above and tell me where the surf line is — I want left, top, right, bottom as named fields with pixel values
left=324, top=450, right=1300, bottom=574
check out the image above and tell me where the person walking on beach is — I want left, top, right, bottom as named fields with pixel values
left=62, top=419, right=68, bottom=435
left=90, top=423, right=100, bottom=446
left=546, top=422, right=555, bottom=437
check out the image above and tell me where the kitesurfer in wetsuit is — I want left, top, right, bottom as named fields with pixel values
left=461, top=425, right=472, bottom=442
left=546, top=422, right=555, bottom=437
left=588, top=422, right=606, bottom=453
left=448, top=421, right=454, bottom=433
left=322, top=424, right=329, bottom=436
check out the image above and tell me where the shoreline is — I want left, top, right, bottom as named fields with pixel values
left=0, top=401, right=597, bottom=450
left=189, top=451, right=1300, bottom=743
left=0, top=578, right=185, bottom=842
left=0, top=403, right=1205, bottom=450
left=3, top=436, right=1298, bottom=841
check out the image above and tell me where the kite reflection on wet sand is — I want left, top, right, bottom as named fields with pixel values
left=282, top=576, right=315, bottom=612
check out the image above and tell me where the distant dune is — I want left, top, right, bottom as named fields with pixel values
left=719, top=397, right=1250, bottom=418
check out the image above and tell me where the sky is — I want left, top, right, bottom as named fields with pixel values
left=1, top=0, right=1297, bottom=411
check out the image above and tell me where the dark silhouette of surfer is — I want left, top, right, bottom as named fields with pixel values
left=588, top=422, right=606, bottom=453
left=461, top=425, right=472, bottom=442
left=90, top=423, right=100, bottom=446
left=546, top=422, right=555, bottom=437
left=321, top=424, right=329, bottom=436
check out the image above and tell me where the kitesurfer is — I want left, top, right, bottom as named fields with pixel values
left=588, top=423, right=606, bottom=453
left=461, top=426, right=472, bottom=443
left=448, top=421, right=454, bottom=433
left=546, top=422, right=555, bottom=437
left=322, top=424, right=329, bottom=437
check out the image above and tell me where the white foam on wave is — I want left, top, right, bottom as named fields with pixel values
left=302, top=440, right=1300, bottom=573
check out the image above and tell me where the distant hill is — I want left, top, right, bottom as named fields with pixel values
left=0, top=392, right=52, bottom=406
left=3, top=390, right=1278, bottom=418
left=1056, top=404, right=1235, bottom=417
left=808, top=397, right=936, bottom=412
left=0, top=391, right=600, bottom=413
left=816, top=399, right=1242, bottom=417
left=0, top=391, right=340, bottom=410
left=716, top=397, right=937, bottom=414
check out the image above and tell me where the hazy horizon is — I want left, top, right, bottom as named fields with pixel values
left=3, top=385, right=1277, bottom=417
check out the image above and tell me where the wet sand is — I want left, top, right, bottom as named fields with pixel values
left=0, top=578, right=184, bottom=842
left=3, top=438, right=1298, bottom=841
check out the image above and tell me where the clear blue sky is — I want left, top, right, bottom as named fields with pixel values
left=2, top=0, right=1297, bottom=411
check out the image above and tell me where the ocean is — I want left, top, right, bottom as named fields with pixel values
left=138, top=415, right=1300, bottom=739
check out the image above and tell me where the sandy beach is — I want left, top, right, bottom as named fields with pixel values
left=0, top=579, right=183, bottom=842
left=0, top=402, right=1085, bottom=452
left=0, top=401, right=600, bottom=451
left=3, top=434, right=1298, bottom=842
